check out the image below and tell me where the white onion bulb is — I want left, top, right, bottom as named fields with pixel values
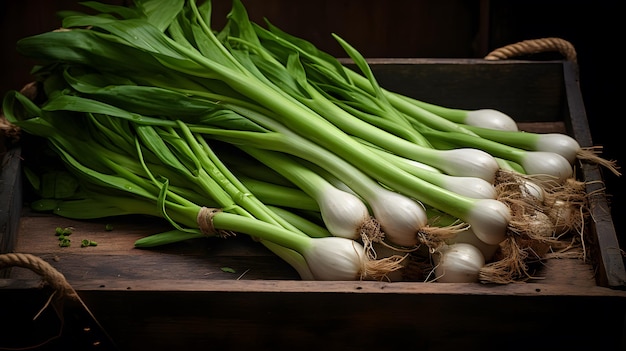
left=439, top=175, right=497, bottom=199
left=369, top=190, right=428, bottom=247
left=432, top=148, right=499, bottom=183
left=305, top=237, right=366, bottom=281
left=447, top=227, right=499, bottom=261
left=434, top=243, right=485, bottom=283
left=318, top=186, right=370, bottom=240
left=467, top=199, right=511, bottom=245
left=520, top=151, right=573, bottom=183
left=535, top=133, right=580, bottom=164
left=465, top=109, right=519, bottom=131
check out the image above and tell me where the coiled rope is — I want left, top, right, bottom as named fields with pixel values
left=484, top=37, right=577, bottom=63
left=0, top=252, right=78, bottom=302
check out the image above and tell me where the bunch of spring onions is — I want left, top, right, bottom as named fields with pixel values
left=2, top=0, right=620, bottom=283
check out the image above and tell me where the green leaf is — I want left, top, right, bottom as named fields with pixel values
left=331, top=33, right=386, bottom=101
left=134, top=229, right=204, bottom=247
left=259, top=21, right=350, bottom=82
left=23, top=166, right=42, bottom=192
left=133, top=0, right=184, bottom=32
left=39, top=171, right=80, bottom=199
left=42, top=94, right=175, bottom=127
left=53, top=198, right=131, bottom=219
left=30, top=199, right=60, bottom=212
left=77, top=1, right=141, bottom=20
left=51, top=139, right=157, bottom=201
left=61, top=68, right=225, bottom=119
left=2, top=91, right=57, bottom=138
left=17, top=29, right=203, bottom=80
left=221, top=267, right=236, bottom=273
left=136, top=125, right=191, bottom=173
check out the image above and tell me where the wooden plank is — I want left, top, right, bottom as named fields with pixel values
left=71, top=285, right=626, bottom=351
left=2, top=280, right=623, bottom=351
left=11, top=212, right=300, bottom=282
left=517, top=121, right=566, bottom=134
left=0, top=147, right=22, bottom=277
left=343, top=59, right=566, bottom=123
left=10, top=208, right=598, bottom=289
left=560, top=61, right=626, bottom=288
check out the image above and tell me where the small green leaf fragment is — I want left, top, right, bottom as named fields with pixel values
left=81, top=239, right=90, bottom=247
left=81, top=239, right=98, bottom=247
left=55, top=226, right=73, bottom=236
left=105, top=224, right=114, bottom=231
left=221, top=267, right=236, bottom=273
left=59, top=238, right=71, bottom=247
left=31, top=199, right=60, bottom=212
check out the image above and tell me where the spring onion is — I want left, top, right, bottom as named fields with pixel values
left=433, top=242, right=486, bottom=283
left=4, top=89, right=406, bottom=282
left=240, top=147, right=373, bottom=240
left=4, top=0, right=617, bottom=284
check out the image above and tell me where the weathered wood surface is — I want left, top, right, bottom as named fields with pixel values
left=0, top=148, right=21, bottom=266
left=2, top=278, right=625, bottom=351
left=347, top=59, right=567, bottom=123
left=7, top=208, right=599, bottom=288
left=3, top=226, right=626, bottom=351
left=10, top=211, right=301, bottom=282
left=8, top=210, right=621, bottom=351
left=2, top=60, right=626, bottom=351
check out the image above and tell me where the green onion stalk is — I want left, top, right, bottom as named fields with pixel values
left=219, top=8, right=501, bottom=183
left=248, top=14, right=593, bottom=243
left=253, top=21, right=540, bottom=135
left=3, top=88, right=409, bottom=281
left=249, top=20, right=486, bottom=138
left=261, top=22, right=521, bottom=133
left=240, top=147, right=375, bottom=242
left=5, top=0, right=608, bottom=282
left=9, top=2, right=515, bottom=250
left=242, top=9, right=620, bottom=248
left=216, top=6, right=594, bottom=252
left=456, top=123, right=621, bottom=176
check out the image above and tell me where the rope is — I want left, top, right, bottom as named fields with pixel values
left=0, top=253, right=78, bottom=302
left=484, top=37, right=577, bottom=63
left=196, top=207, right=236, bottom=239
left=197, top=207, right=222, bottom=236
left=1, top=253, right=122, bottom=350
left=0, top=253, right=91, bottom=349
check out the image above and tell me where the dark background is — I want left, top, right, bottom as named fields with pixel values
left=1, top=0, right=623, bottom=247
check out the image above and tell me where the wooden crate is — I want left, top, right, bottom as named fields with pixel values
left=1, top=59, right=625, bottom=351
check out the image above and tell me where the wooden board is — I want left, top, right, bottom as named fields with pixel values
left=2, top=59, right=626, bottom=351
left=8, top=208, right=598, bottom=286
